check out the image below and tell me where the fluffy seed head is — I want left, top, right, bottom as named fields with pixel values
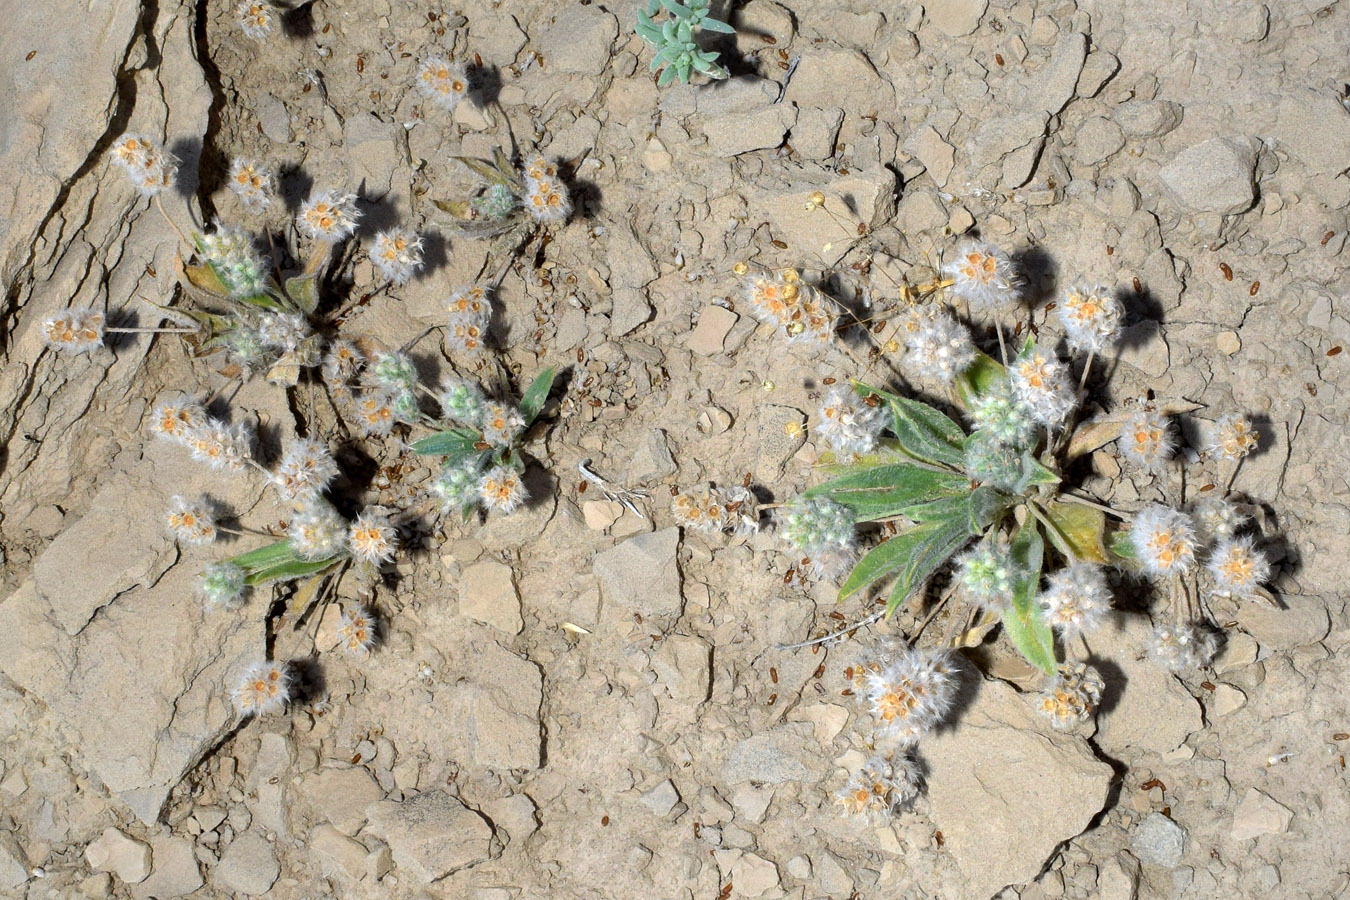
left=431, top=461, right=481, bottom=512
left=236, top=1, right=276, bottom=40
left=672, top=485, right=760, bottom=537
left=298, top=190, right=360, bottom=242
left=227, top=157, right=275, bottom=211
left=522, top=153, right=558, bottom=180
left=741, top=271, right=836, bottom=345
left=480, top=402, right=525, bottom=448
left=863, top=648, right=960, bottom=745
left=1036, top=662, right=1104, bottom=731
left=1209, top=413, right=1258, bottom=461
left=337, top=606, right=378, bottom=655
left=416, top=55, right=469, bottom=111
left=371, top=229, right=424, bottom=285
left=322, top=340, right=365, bottom=385
left=287, top=499, right=348, bottom=560
left=523, top=174, right=572, bottom=224
left=110, top=134, right=177, bottom=197
left=437, top=378, right=486, bottom=427
left=903, top=310, right=976, bottom=385
left=348, top=510, right=398, bottom=566
left=197, top=562, right=247, bottom=609
left=956, top=544, right=1023, bottom=613
left=943, top=240, right=1020, bottom=308
left=150, top=397, right=208, bottom=444
left=357, top=392, right=398, bottom=436
left=1011, top=353, right=1076, bottom=428
left=445, top=283, right=492, bottom=325
left=233, top=660, right=291, bottom=716
left=816, top=386, right=887, bottom=458
left=1149, top=622, right=1218, bottom=671
left=835, top=752, right=922, bottom=821
left=166, top=495, right=218, bottom=545
left=1130, top=504, right=1198, bottom=576
left=186, top=420, right=254, bottom=472
left=781, top=496, right=858, bottom=579
left=1039, top=562, right=1111, bottom=639
left=1058, top=282, right=1122, bottom=354
left=42, top=309, right=105, bottom=353
left=1120, top=409, right=1175, bottom=473
left=1208, top=536, right=1271, bottom=599
left=273, top=438, right=338, bottom=502
left=479, top=465, right=528, bottom=514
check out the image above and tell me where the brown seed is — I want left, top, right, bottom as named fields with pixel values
left=1328, top=346, right=1342, bottom=357
left=1249, top=280, right=1260, bottom=296
left=578, top=481, right=587, bottom=494
left=771, top=239, right=787, bottom=249
left=823, top=377, right=836, bottom=385
left=601, top=815, right=610, bottom=826
left=995, top=53, right=1005, bottom=66
left=857, top=222, right=867, bottom=236
left=25, top=50, right=36, bottom=61
left=935, top=830, right=945, bottom=848
left=1106, top=245, right=1115, bottom=255
left=145, top=264, right=157, bottom=277
left=356, top=55, right=365, bottom=73
left=1219, top=262, right=1233, bottom=281
left=767, top=693, right=777, bottom=705
left=1132, top=276, right=1143, bottom=293
left=783, top=569, right=795, bottom=584
left=1045, top=301, right=1056, bottom=311
left=841, top=688, right=854, bottom=696
left=813, top=664, right=825, bottom=679
left=1321, top=230, right=1335, bottom=245
left=322, top=22, right=331, bottom=32
left=1333, top=733, right=1349, bottom=741
left=1199, top=483, right=1215, bottom=492
left=762, top=34, right=777, bottom=44
left=770, top=667, right=779, bottom=684
left=1201, top=681, right=1216, bottom=691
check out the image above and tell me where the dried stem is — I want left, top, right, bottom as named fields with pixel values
left=776, top=607, right=887, bottom=651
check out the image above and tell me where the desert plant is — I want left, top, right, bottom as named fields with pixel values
left=635, top=0, right=733, bottom=85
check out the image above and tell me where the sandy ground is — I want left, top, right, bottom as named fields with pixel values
left=1, top=0, right=1349, bottom=898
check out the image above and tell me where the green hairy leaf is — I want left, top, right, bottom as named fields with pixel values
left=855, top=382, right=966, bottom=470
left=284, top=272, right=321, bottom=315
left=519, top=367, right=557, bottom=427
left=246, top=555, right=343, bottom=587
left=954, top=350, right=1005, bottom=409
left=411, top=428, right=482, bottom=460
left=1001, top=522, right=1057, bottom=674
left=1040, top=501, right=1110, bottom=564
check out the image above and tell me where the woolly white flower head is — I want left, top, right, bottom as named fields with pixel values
left=186, top=420, right=254, bottom=471
left=970, top=379, right=1036, bottom=448
left=273, top=438, right=338, bottom=502
left=110, top=134, right=177, bottom=197
left=348, top=510, right=397, bottom=566
left=236, top=1, right=277, bottom=40
left=371, top=351, right=418, bottom=392
left=1208, top=414, right=1258, bottom=461
left=816, top=387, right=887, bottom=458
left=1129, top=504, right=1197, bottom=576
left=371, top=229, right=424, bottom=285
left=863, top=647, right=959, bottom=745
left=233, top=660, right=291, bottom=716
left=287, top=498, right=348, bottom=560
left=227, top=158, right=275, bottom=211
left=42, top=309, right=105, bottom=353
left=1057, top=282, right=1122, bottom=354
left=150, top=397, right=208, bottom=444
left=259, top=312, right=312, bottom=353
left=1208, top=536, right=1271, bottom=600
left=337, top=606, right=378, bottom=655
left=438, top=378, right=486, bottom=427
left=1011, top=352, right=1076, bottom=428
left=1188, top=495, right=1248, bottom=544
left=903, top=310, right=975, bottom=385
left=199, top=224, right=269, bottom=299
left=166, top=495, right=218, bottom=545
left=781, top=496, right=858, bottom=579
left=322, top=340, right=365, bottom=382
left=479, top=465, right=528, bottom=514
left=298, top=189, right=360, bottom=242
left=1036, top=662, right=1104, bottom=731
left=480, top=401, right=525, bottom=448
left=431, top=461, right=481, bottom=512
left=1148, top=622, right=1218, bottom=671
left=524, top=174, right=572, bottom=224
left=834, top=752, right=922, bottom=821
left=416, top=55, right=469, bottom=112
left=943, top=240, right=1019, bottom=308
left=196, top=562, right=248, bottom=609
left=956, top=543, right=1023, bottom=613
left=1120, top=409, right=1175, bottom=473
left=357, top=391, right=398, bottom=436
left=1039, top=562, right=1111, bottom=640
